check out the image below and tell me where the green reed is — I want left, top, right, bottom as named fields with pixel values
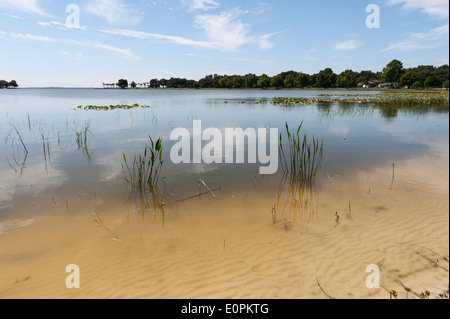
left=279, top=121, right=324, bottom=181
left=276, top=121, right=324, bottom=224
left=122, top=136, right=166, bottom=224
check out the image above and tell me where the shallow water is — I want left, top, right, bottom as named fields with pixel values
left=0, top=89, right=448, bottom=299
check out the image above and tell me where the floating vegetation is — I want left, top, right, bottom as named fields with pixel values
left=122, top=136, right=167, bottom=225
left=273, top=91, right=449, bottom=107
left=76, top=104, right=150, bottom=111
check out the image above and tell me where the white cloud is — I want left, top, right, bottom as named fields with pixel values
left=85, top=0, right=143, bottom=24
left=387, top=0, right=449, bottom=19
left=383, top=23, right=449, bottom=51
left=100, top=10, right=283, bottom=52
left=182, top=0, right=220, bottom=12
left=10, top=33, right=140, bottom=61
left=100, top=29, right=217, bottom=49
left=333, top=39, right=361, bottom=51
left=193, top=9, right=282, bottom=51
left=250, top=2, right=272, bottom=16
left=303, top=49, right=318, bottom=61
left=0, top=0, right=49, bottom=16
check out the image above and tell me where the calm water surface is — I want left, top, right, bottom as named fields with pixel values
left=0, top=89, right=448, bottom=229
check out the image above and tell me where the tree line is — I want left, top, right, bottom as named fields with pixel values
left=111, top=59, right=449, bottom=90
left=0, top=80, right=19, bottom=89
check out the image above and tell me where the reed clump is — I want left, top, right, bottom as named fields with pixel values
left=276, top=121, right=324, bottom=224
left=122, top=136, right=166, bottom=224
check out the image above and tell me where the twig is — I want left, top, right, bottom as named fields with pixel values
left=315, top=275, right=335, bottom=299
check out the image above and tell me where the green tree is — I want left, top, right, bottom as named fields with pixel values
left=412, top=81, right=423, bottom=89
left=232, top=76, right=243, bottom=89
left=316, top=68, right=337, bottom=88
left=337, top=69, right=358, bottom=88
left=424, top=76, right=437, bottom=88
left=382, top=59, right=404, bottom=83
left=0, top=80, right=9, bottom=88
left=117, top=79, right=128, bottom=89
left=284, top=74, right=296, bottom=89
left=295, top=73, right=311, bottom=89
left=400, top=71, right=421, bottom=87
left=270, top=75, right=284, bottom=88
left=244, top=74, right=256, bottom=88
left=130, top=81, right=137, bottom=89
left=218, top=76, right=229, bottom=89
left=257, top=74, right=271, bottom=89
left=8, top=80, right=19, bottom=88
left=150, top=79, right=160, bottom=88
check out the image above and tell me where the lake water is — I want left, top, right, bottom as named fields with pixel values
left=0, top=89, right=448, bottom=299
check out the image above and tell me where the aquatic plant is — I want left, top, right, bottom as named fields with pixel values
left=273, top=91, right=449, bottom=107
left=276, top=122, right=324, bottom=224
left=122, top=136, right=166, bottom=224
left=279, top=122, right=324, bottom=180
left=76, top=104, right=150, bottom=111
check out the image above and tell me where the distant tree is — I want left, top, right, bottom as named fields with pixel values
left=443, top=79, right=449, bottom=89
left=218, top=76, right=230, bottom=89
left=316, top=68, right=337, bottom=88
left=244, top=74, right=257, bottom=88
left=295, top=73, right=311, bottom=89
left=270, top=75, right=284, bottom=88
left=357, top=70, right=378, bottom=83
left=150, top=79, right=160, bottom=88
left=8, top=80, right=19, bottom=88
left=337, top=69, right=358, bottom=88
left=284, top=74, right=296, bottom=89
left=130, top=81, right=137, bottom=89
left=257, top=74, right=271, bottom=89
left=412, top=81, right=423, bottom=89
left=159, top=79, right=168, bottom=88
left=400, top=71, right=421, bottom=88
left=424, top=76, right=437, bottom=88
left=382, top=59, right=404, bottom=83
left=232, top=76, right=243, bottom=89
left=117, top=79, right=128, bottom=89
left=0, top=80, right=9, bottom=88
left=193, top=81, right=200, bottom=89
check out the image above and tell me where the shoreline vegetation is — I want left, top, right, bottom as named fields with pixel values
left=273, top=91, right=449, bottom=107
left=103, top=60, right=449, bottom=91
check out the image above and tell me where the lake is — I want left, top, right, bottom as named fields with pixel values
left=0, top=89, right=448, bottom=299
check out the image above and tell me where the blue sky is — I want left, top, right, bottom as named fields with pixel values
left=0, top=0, right=448, bottom=87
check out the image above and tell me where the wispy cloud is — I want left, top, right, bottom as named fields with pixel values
left=181, top=0, right=220, bottom=12
left=383, top=23, right=449, bottom=51
left=387, top=0, right=449, bottom=19
left=85, top=0, right=143, bottom=24
left=0, top=0, right=49, bottom=16
left=193, top=9, right=282, bottom=50
left=10, top=32, right=140, bottom=61
left=100, top=9, right=284, bottom=52
left=99, top=29, right=217, bottom=49
left=333, top=39, right=361, bottom=51
left=303, top=49, right=318, bottom=61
